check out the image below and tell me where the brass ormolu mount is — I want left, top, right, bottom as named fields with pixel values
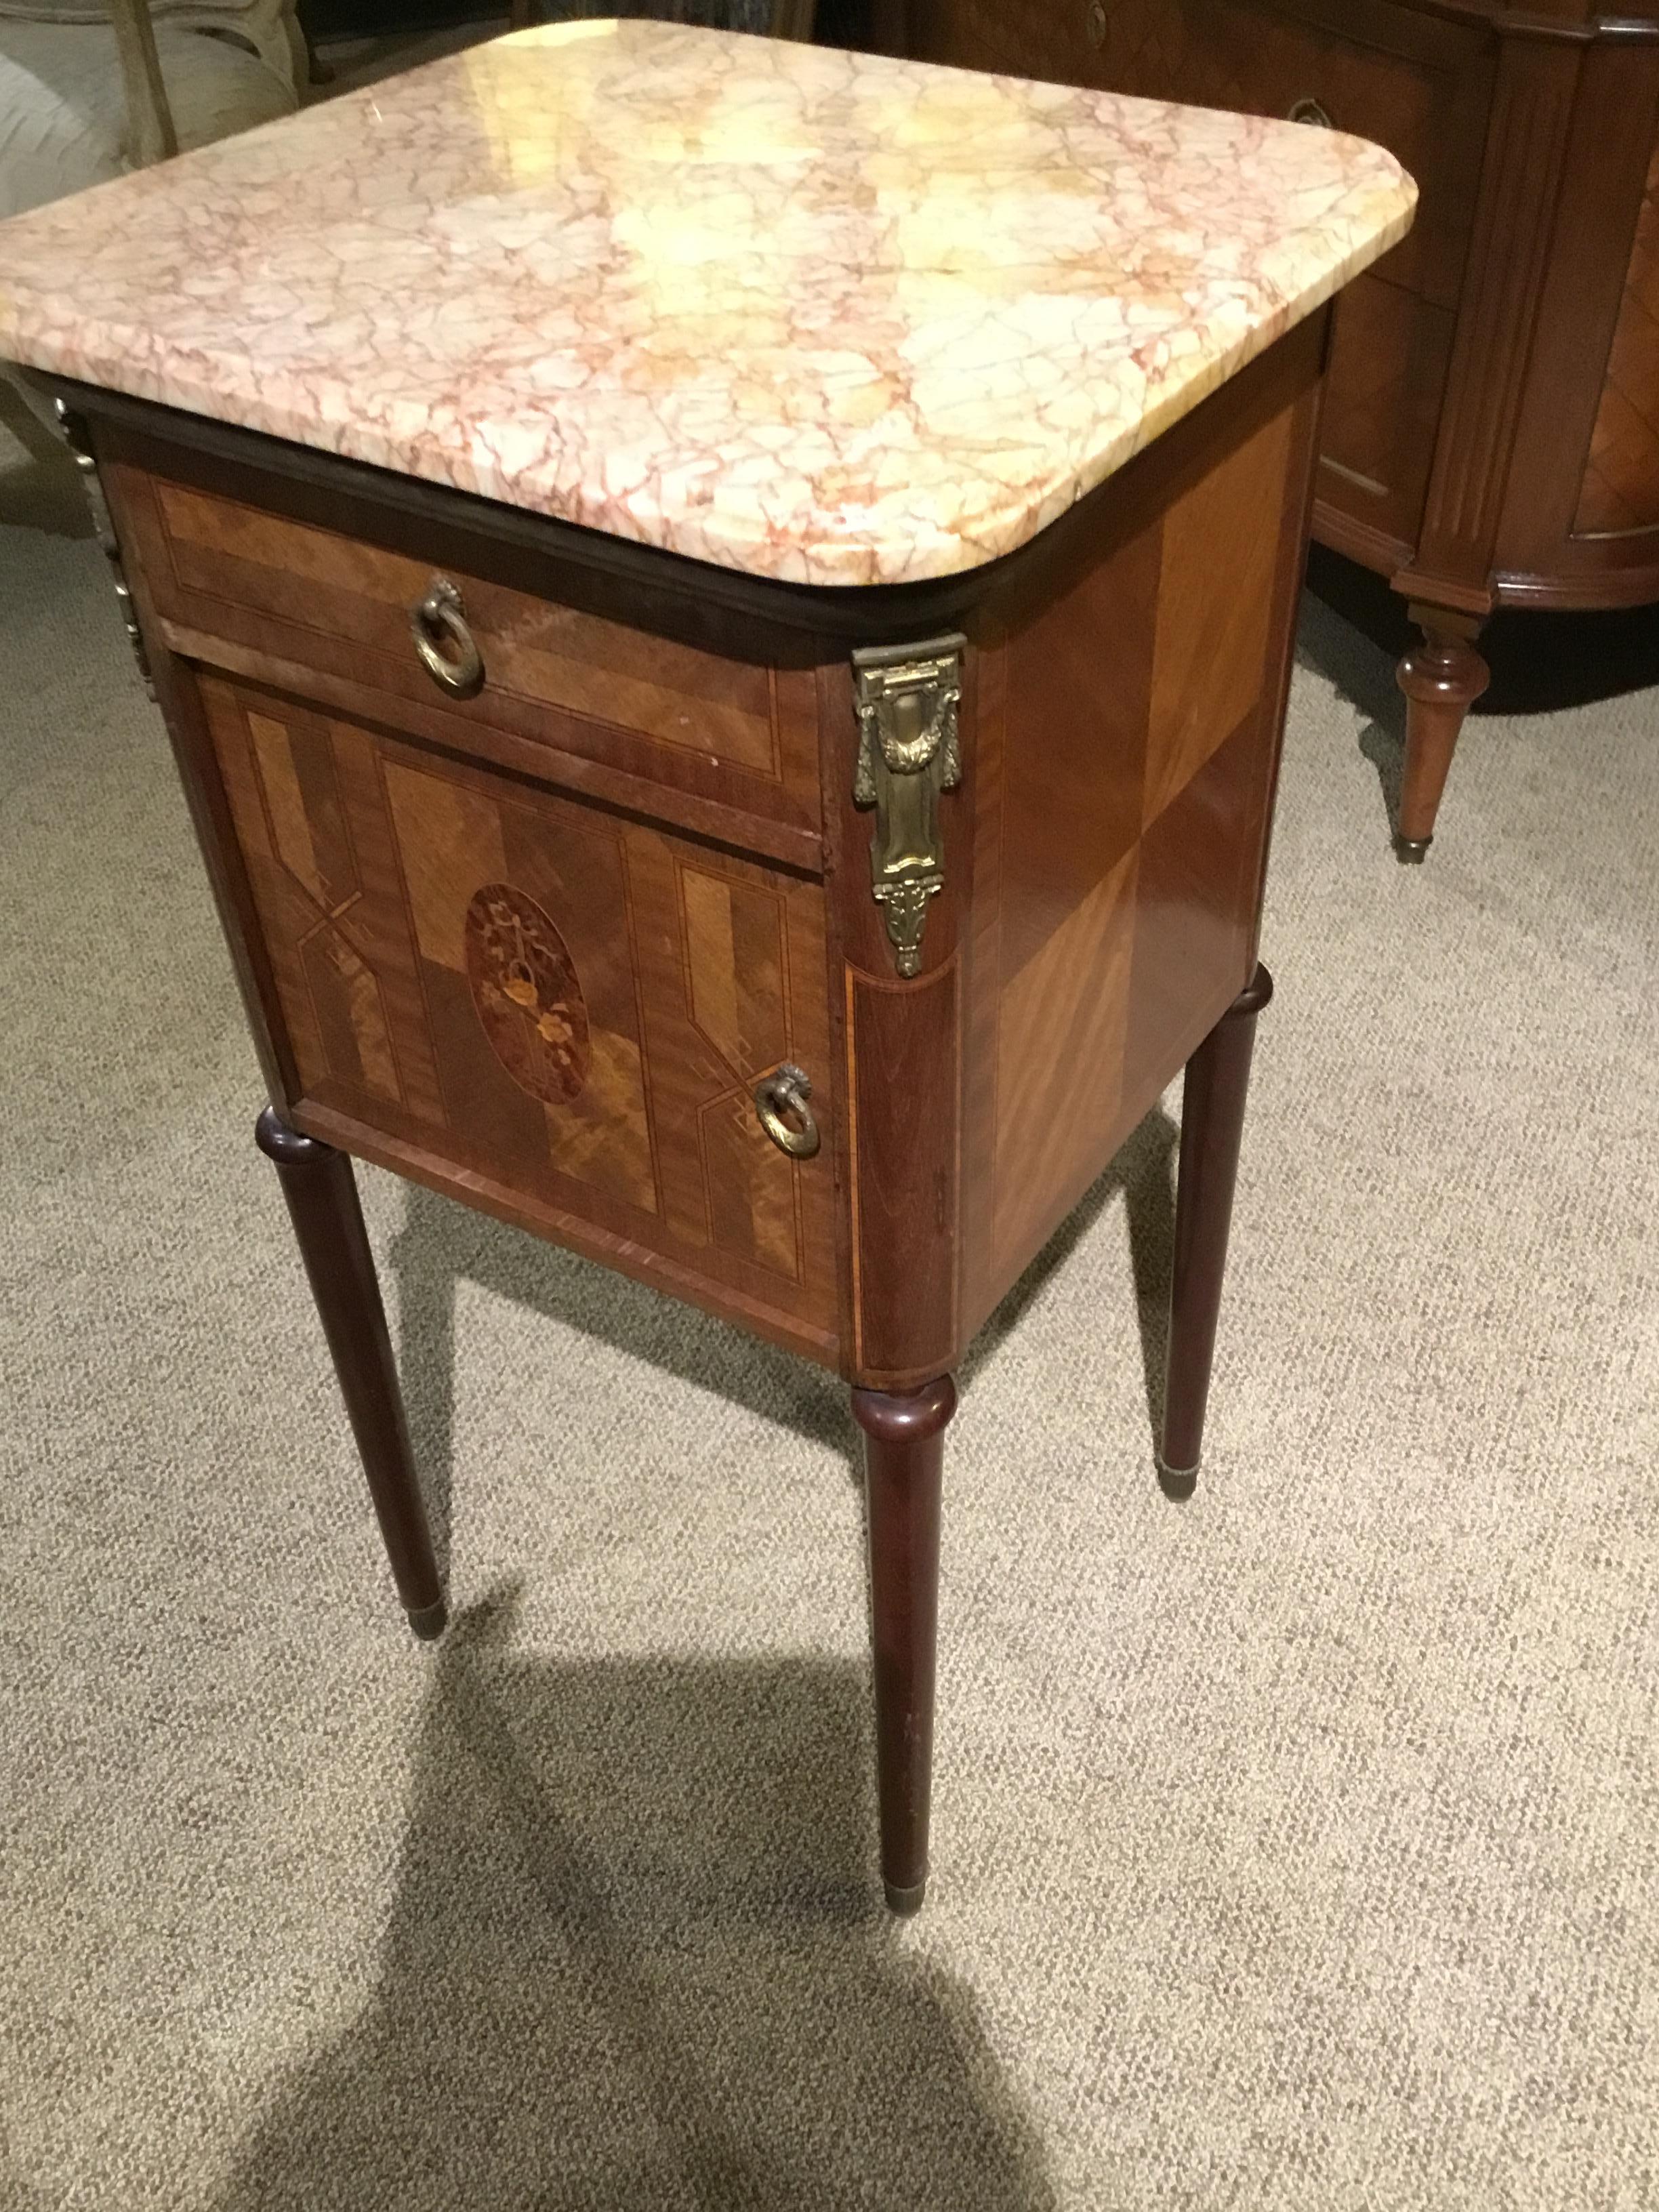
left=851, top=634, right=965, bottom=979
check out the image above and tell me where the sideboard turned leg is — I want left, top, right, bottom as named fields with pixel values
left=1395, top=605, right=1490, bottom=862
left=852, top=1374, right=956, bottom=1914
left=254, top=1108, right=447, bottom=1640
left=1160, top=965, right=1273, bottom=1494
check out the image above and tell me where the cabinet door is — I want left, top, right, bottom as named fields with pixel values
left=197, top=672, right=840, bottom=1360
left=1318, top=274, right=1456, bottom=558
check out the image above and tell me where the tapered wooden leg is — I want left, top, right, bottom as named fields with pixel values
left=1395, top=604, right=1490, bottom=861
left=852, top=1374, right=955, bottom=1914
left=255, top=1107, right=447, bottom=1639
left=1160, top=966, right=1273, bottom=1491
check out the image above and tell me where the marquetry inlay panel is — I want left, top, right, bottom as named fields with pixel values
left=464, top=883, right=591, bottom=1107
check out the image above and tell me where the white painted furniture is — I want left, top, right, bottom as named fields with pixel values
left=0, top=0, right=300, bottom=94
left=0, top=5, right=295, bottom=222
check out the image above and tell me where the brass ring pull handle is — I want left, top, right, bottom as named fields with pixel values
left=754, top=1063, right=820, bottom=1160
left=1288, top=97, right=1334, bottom=128
left=409, top=576, right=484, bottom=699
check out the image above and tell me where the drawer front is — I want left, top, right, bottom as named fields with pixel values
left=1317, top=272, right=1455, bottom=548
left=115, top=459, right=825, bottom=857
left=912, top=0, right=1491, bottom=308
left=199, top=673, right=839, bottom=1353
left=1576, top=131, right=1659, bottom=537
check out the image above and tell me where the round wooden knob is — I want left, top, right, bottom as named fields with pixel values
left=409, top=575, right=484, bottom=699
left=754, top=1063, right=820, bottom=1159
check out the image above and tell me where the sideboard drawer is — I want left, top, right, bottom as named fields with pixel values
left=110, top=457, right=825, bottom=863
left=197, top=672, right=840, bottom=1357
left=1317, top=272, right=1455, bottom=545
left=913, top=0, right=1489, bottom=310
left=1087, top=0, right=1488, bottom=308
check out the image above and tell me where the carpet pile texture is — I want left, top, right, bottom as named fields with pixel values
left=1, top=398, right=1655, bottom=2210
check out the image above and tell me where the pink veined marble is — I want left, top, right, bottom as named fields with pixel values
left=0, top=20, right=1414, bottom=584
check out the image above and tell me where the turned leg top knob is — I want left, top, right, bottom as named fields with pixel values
left=851, top=1374, right=957, bottom=1446
left=255, top=1105, right=334, bottom=1169
left=1228, top=962, right=1273, bottom=1021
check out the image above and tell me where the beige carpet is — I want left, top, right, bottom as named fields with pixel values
left=1, top=400, right=1656, bottom=2212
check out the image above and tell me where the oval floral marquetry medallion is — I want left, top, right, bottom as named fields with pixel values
left=464, top=883, right=590, bottom=1105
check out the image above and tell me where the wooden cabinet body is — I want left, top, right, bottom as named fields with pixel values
left=891, top=0, right=1659, bottom=851
left=64, top=308, right=1323, bottom=1395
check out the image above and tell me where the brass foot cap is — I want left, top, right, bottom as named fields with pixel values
left=407, top=1598, right=449, bottom=1642
left=1156, top=1457, right=1199, bottom=1500
left=1393, top=834, right=1431, bottom=865
left=884, top=1879, right=927, bottom=1916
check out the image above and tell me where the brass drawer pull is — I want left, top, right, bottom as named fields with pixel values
left=1288, top=97, right=1334, bottom=129
left=754, top=1063, right=820, bottom=1159
left=409, top=575, right=484, bottom=698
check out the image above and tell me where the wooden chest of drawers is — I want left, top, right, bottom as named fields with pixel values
left=0, top=18, right=1412, bottom=1910
left=890, top=0, right=1659, bottom=858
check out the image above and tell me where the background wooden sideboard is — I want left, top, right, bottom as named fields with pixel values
left=878, top=0, right=1659, bottom=857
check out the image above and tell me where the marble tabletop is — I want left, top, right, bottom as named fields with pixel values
left=0, top=21, right=1414, bottom=585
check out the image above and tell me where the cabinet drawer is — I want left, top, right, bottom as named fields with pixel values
left=1317, top=272, right=1455, bottom=548
left=199, top=672, right=840, bottom=1357
left=1210, top=0, right=1490, bottom=310
left=913, top=0, right=1491, bottom=309
left=111, top=453, right=825, bottom=866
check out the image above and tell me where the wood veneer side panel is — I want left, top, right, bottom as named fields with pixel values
left=1238, top=327, right=1330, bottom=969
left=972, top=502, right=1160, bottom=1309
left=96, top=441, right=301, bottom=1113
left=957, top=316, right=1324, bottom=1339
left=1119, top=337, right=1326, bottom=1122
left=956, top=613, right=1006, bottom=1345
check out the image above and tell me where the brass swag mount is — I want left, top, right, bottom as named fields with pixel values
left=851, top=634, right=966, bottom=979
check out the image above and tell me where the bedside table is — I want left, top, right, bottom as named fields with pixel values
left=0, top=19, right=1412, bottom=1908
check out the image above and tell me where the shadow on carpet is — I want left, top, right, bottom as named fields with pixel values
left=384, top=1107, right=1183, bottom=1579
left=211, top=1594, right=1057, bottom=2212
